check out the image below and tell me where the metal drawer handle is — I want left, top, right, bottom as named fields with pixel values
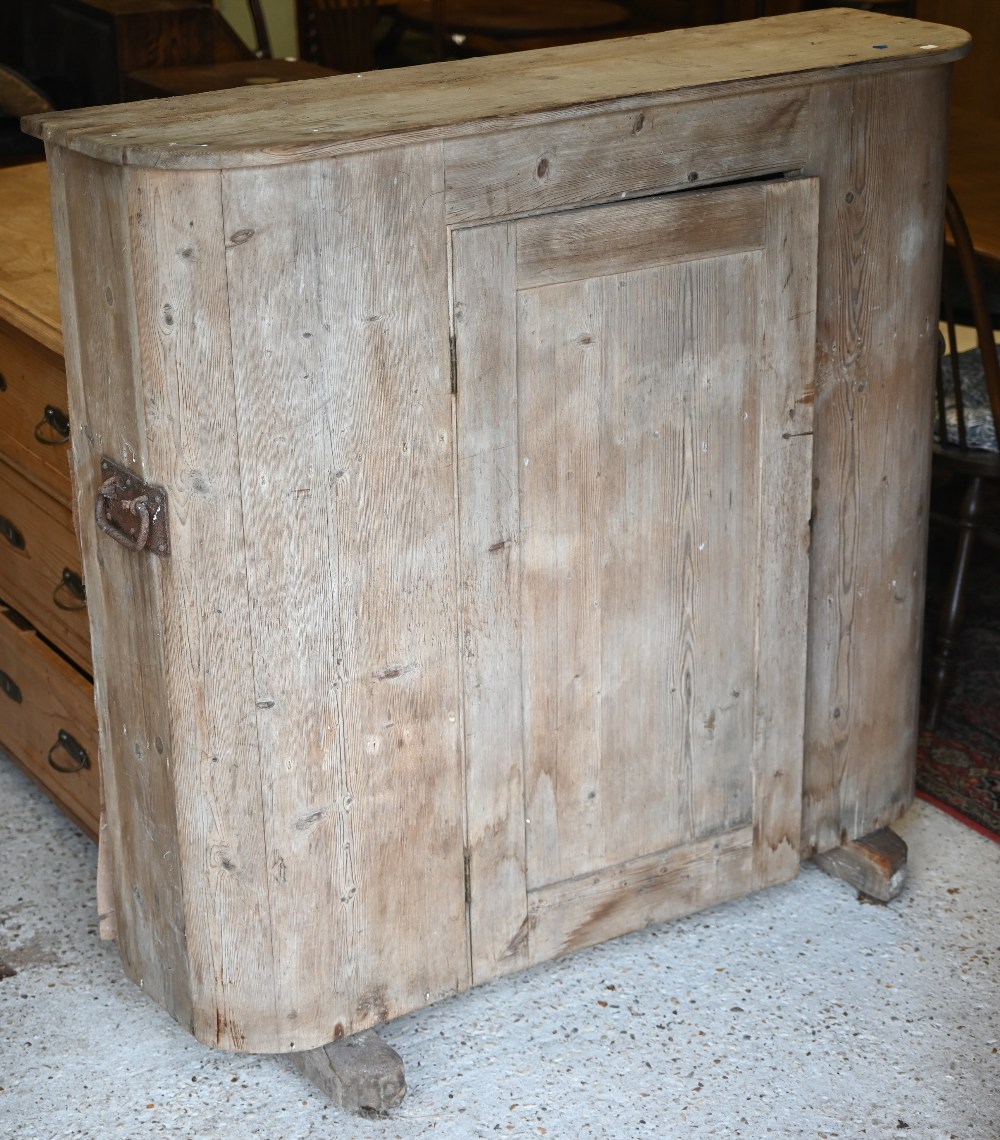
left=53, top=567, right=87, bottom=611
left=34, top=405, right=71, bottom=445
left=0, top=371, right=7, bottom=391
left=0, top=514, right=25, bottom=550
left=0, top=668, right=22, bottom=704
left=48, top=729, right=90, bottom=773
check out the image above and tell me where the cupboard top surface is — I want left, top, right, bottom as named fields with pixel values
left=24, top=9, right=967, bottom=170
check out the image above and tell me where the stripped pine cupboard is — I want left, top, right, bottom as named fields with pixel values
left=24, top=9, right=967, bottom=1058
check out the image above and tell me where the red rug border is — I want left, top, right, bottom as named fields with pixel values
left=915, top=788, right=1000, bottom=845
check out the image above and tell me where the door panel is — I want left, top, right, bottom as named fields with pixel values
left=454, top=178, right=818, bottom=980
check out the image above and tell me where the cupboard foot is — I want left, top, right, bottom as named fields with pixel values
left=289, top=1029, right=407, bottom=1115
left=812, top=827, right=907, bottom=902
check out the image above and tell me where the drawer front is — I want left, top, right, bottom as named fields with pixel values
left=0, top=458, right=91, bottom=671
left=0, top=605, right=99, bottom=839
left=0, top=320, right=72, bottom=504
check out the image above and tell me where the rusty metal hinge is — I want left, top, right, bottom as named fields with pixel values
left=95, top=457, right=170, bottom=557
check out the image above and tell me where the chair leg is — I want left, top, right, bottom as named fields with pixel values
left=925, top=475, right=984, bottom=729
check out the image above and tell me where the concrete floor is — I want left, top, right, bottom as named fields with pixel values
left=1, top=755, right=997, bottom=1140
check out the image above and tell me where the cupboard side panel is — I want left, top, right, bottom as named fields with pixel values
left=802, top=71, right=949, bottom=854
left=127, top=168, right=279, bottom=1052
left=452, top=223, right=531, bottom=982
left=221, top=146, right=469, bottom=1046
left=45, top=147, right=193, bottom=1030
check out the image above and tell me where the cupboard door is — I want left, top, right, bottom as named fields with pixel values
left=454, top=178, right=818, bottom=981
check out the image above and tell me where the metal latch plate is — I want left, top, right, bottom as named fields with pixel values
left=96, top=457, right=170, bottom=557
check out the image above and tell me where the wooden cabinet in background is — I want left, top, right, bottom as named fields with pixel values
left=17, top=0, right=251, bottom=108
left=24, top=8, right=967, bottom=1060
left=0, top=160, right=99, bottom=839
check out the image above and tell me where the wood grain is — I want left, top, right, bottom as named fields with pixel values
left=46, top=146, right=194, bottom=1036
left=445, top=88, right=806, bottom=226
left=125, top=165, right=277, bottom=1051
left=812, top=827, right=907, bottom=903
left=527, top=827, right=754, bottom=964
left=453, top=221, right=531, bottom=982
left=800, top=69, right=950, bottom=854
left=219, top=145, right=469, bottom=1049
left=752, top=177, right=818, bottom=887
left=514, top=182, right=766, bottom=287
left=24, top=11, right=967, bottom=168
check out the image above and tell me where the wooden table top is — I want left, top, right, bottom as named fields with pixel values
left=948, top=107, right=1000, bottom=272
left=0, top=161, right=61, bottom=357
left=395, top=0, right=629, bottom=35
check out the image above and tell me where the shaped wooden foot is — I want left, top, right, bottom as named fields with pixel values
left=812, top=827, right=907, bottom=902
left=289, top=1029, right=407, bottom=1114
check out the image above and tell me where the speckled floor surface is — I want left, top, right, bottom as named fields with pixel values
left=1, top=755, right=997, bottom=1140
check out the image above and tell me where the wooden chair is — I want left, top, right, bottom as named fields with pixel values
left=246, top=0, right=273, bottom=57
left=924, top=186, right=1000, bottom=728
left=0, top=64, right=53, bottom=165
left=297, top=0, right=384, bottom=71
left=124, top=0, right=338, bottom=99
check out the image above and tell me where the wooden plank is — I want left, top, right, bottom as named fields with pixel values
left=289, top=1030, right=407, bottom=1114
left=516, top=256, right=764, bottom=884
left=125, top=166, right=278, bottom=1051
left=220, top=145, right=469, bottom=1048
left=24, top=11, right=967, bottom=168
left=516, top=272, right=605, bottom=888
left=527, top=827, right=755, bottom=964
left=801, top=69, right=950, bottom=854
left=45, top=145, right=194, bottom=1036
left=452, top=222, right=531, bottom=982
left=751, top=177, right=817, bottom=887
left=514, top=179, right=767, bottom=285
left=447, top=89, right=803, bottom=226
left=813, top=827, right=907, bottom=902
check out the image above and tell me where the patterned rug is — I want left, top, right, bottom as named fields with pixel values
left=918, top=520, right=1000, bottom=843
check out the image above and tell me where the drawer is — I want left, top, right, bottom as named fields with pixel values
left=0, top=320, right=72, bottom=504
left=0, top=603, right=99, bottom=839
left=0, top=457, right=91, bottom=672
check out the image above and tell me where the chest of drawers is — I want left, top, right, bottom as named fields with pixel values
left=0, top=161, right=99, bottom=839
